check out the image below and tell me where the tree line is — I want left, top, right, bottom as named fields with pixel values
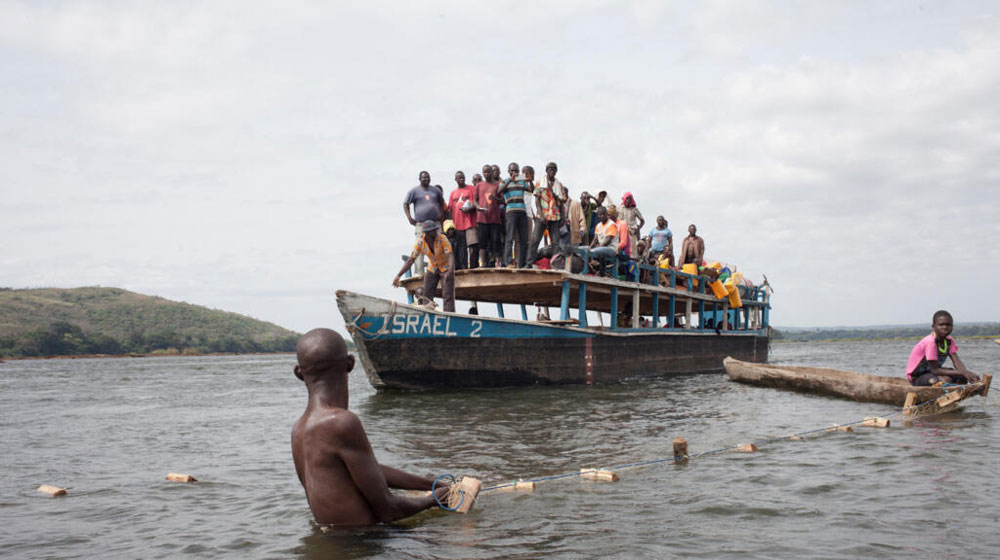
left=772, top=323, right=1000, bottom=342
left=0, top=321, right=298, bottom=358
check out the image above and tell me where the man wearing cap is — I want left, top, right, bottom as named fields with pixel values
left=393, top=220, right=456, bottom=312
left=403, top=171, right=446, bottom=275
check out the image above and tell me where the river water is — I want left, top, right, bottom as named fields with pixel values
left=2, top=339, right=998, bottom=559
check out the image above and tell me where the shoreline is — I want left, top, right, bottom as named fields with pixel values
left=774, top=334, right=1000, bottom=344
left=1, top=351, right=296, bottom=362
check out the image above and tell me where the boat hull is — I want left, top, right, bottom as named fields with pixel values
left=339, top=291, right=768, bottom=390
left=723, top=357, right=990, bottom=409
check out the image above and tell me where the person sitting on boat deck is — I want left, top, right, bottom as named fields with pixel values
left=589, top=206, right=618, bottom=274
left=447, top=170, right=478, bottom=270
left=394, top=220, right=456, bottom=312
left=587, top=190, right=607, bottom=242
left=291, top=328, right=449, bottom=527
left=619, top=192, right=645, bottom=258
left=647, top=215, right=674, bottom=267
left=403, top=171, right=447, bottom=275
left=679, top=224, right=705, bottom=267
left=634, top=239, right=656, bottom=283
left=906, top=310, right=981, bottom=386
left=526, top=161, right=567, bottom=267
left=606, top=204, right=632, bottom=258
left=498, top=162, right=530, bottom=268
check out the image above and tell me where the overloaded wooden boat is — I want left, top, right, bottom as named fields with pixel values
left=338, top=257, right=771, bottom=390
left=723, top=357, right=992, bottom=412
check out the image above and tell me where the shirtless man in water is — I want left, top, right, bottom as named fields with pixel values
left=291, top=328, right=448, bottom=526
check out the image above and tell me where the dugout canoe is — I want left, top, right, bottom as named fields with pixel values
left=723, top=357, right=992, bottom=410
left=337, top=262, right=771, bottom=390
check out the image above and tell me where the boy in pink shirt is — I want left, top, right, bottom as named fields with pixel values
left=906, top=310, right=981, bottom=386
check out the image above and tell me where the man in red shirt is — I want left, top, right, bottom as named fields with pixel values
left=447, top=170, right=478, bottom=269
left=475, top=164, right=503, bottom=268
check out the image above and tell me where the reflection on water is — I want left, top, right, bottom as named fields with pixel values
left=0, top=339, right=997, bottom=559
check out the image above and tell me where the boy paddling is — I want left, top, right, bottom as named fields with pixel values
left=906, top=310, right=981, bottom=386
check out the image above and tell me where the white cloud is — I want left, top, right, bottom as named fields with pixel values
left=2, top=1, right=998, bottom=331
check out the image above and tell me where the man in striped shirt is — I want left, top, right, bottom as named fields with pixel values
left=498, top=162, right=531, bottom=268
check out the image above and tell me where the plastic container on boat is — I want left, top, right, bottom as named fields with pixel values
left=709, top=279, right=728, bottom=299
left=726, top=282, right=742, bottom=308
left=681, top=263, right=699, bottom=288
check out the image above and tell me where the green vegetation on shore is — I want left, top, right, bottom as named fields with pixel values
left=772, top=323, right=1000, bottom=342
left=0, top=287, right=300, bottom=358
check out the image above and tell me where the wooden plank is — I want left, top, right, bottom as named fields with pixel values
left=736, top=443, right=759, bottom=453
left=448, top=477, right=482, bottom=513
left=936, top=389, right=963, bottom=408
left=166, top=473, right=198, bottom=483
left=903, top=392, right=917, bottom=416
left=673, top=437, right=688, bottom=461
left=580, top=468, right=620, bottom=482
left=862, top=417, right=890, bottom=428
left=37, top=485, right=67, bottom=497
left=632, top=290, right=640, bottom=329
left=496, top=480, right=536, bottom=492
left=537, top=319, right=579, bottom=325
left=982, top=374, right=992, bottom=398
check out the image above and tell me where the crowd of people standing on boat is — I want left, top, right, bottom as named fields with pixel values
left=398, top=162, right=709, bottom=292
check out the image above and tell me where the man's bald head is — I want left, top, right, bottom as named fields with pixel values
left=294, top=328, right=354, bottom=381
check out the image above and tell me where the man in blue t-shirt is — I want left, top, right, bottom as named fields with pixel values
left=647, top=215, right=673, bottom=266
left=403, top=171, right=446, bottom=274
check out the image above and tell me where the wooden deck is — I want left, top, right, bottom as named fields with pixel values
left=399, top=268, right=748, bottom=316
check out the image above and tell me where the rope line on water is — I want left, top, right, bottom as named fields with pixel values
left=478, top=388, right=980, bottom=493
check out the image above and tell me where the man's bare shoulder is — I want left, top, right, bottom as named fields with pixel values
left=301, top=407, right=366, bottom=443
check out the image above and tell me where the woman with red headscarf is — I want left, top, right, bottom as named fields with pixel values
left=619, top=192, right=645, bottom=258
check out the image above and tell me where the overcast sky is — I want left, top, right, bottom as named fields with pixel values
left=2, top=1, right=998, bottom=334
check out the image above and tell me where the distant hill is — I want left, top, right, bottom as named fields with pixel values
left=772, top=322, right=1000, bottom=342
left=0, top=287, right=300, bottom=358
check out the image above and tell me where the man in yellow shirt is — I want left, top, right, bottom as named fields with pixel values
left=394, top=220, right=456, bottom=312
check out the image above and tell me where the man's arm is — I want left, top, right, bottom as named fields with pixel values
left=380, top=465, right=435, bottom=490
left=445, top=194, right=455, bottom=221
left=403, top=203, right=416, bottom=226
left=393, top=253, right=417, bottom=286
left=333, top=412, right=443, bottom=523
left=949, top=354, right=980, bottom=382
